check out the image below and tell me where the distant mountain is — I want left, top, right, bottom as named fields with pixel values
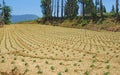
left=11, top=14, right=39, bottom=23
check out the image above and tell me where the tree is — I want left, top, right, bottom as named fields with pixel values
left=111, top=5, right=115, bottom=16
left=61, top=0, right=64, bottom=18
left=86, top=0, right=96, bottom=17
left=116, top=0, right=119, bottom=19
left=100, top=0, right=103, bottom=18
left=103, top=5, right=106, bottom=13
left=41, top=0, right=52, bottom=19
left=2, top=0, right=11, bottom=24
left=79, top=0, right=85, bottom=17
left=2, top=6, right=11, bottom=24
left=57, top=0, right=59, bottom=18
left=65, top=0, right=79, bottom=18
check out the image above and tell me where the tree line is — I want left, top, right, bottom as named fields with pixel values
left=41, top=0, right=119, bottom=21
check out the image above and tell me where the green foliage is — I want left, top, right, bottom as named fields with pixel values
left=104, top=72, right=110, bottom=75
left=65, top=68, right=68, bottom=72
left=65, top=0, right=79, bottom=18
left=110, top=5, right=115, bottom=16
left=81, top=19, right=89, bottom=26
left=2, top=6, right=11, bottom=24
left=58, top=72, right=62, bottom=75
left=84, top=70, right=89, bottom=75
left=41, top=0, right=52, bottom=18
left=50, top=66, right=55, bottom=70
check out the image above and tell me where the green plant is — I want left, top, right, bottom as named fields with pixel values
left=24, top=68, right=29, bottom=74
left=35, top=65, right=40, bottom=69
left=11, top=61, right=15, bottom=64
left=90, top=64, right=95, bottom=68
left=65, top=68, right=68, bottom=72
left=73, top=63, right=77, bottom=66
left=92, top=60, right=96, bottom=63
left=59, top=62, right=63, bottom=65
left=12, top=66, right=17, bottom=72
left=104, top=72, right=110, bottom=75
left=25, top=63, right=28, bottom=66
left=45, top=61, right=48, bottom=64
left=81, top=20, right=89, bottom=26
left=84, top=70, right=89, bottom=75
left=21, top=59, right=25, bottom=62
left=14, top=57, right=17, bottom=60
left=58, top=72, right=62, bottom=75
left=1, top=56, right=4, bottom=58
left=106, top=65, right=110, bottom=69
left=1, top=59, right=4, bottom=63
left=33, top=60, right=36, bottom=62
left=50, top=66, right=55, bottom=70
left=37, top=70, right=43, bottom=74
left=105, top=60, right=109, bottom=63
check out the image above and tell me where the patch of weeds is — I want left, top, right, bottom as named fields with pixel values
left=35, top=65, right=40, bottom=69
left=105, top=60, right=109, bottom=63
left=24, top=68, right=29, bottom=74
left=50, top=66, right=55, bottom=70
left=58, top=72, right=62, bottom=75
left=1, top=56, right=4, bottom=58
left=92, top=55, right=96, bottom=58
left=92, top=60, right=96, bottom=63
left=90, top=64, right=95, bottom=68
left=11, top=61, right=15, bottom=64
left=25, top=63, right=28, bottom=66
left=78, top=60, right=82, bottom=62
left=73, top=63, right=77, bottom=66
left=37, top=70, right=43, bottom=74
left=45, top=61, right=48, bottom=64
left=21, top=59, right=25, bottom=62
left=104, top=72, right=110, bottom=75
left=33, top=60, right=36, bottom=62
left=14, top=57, right=17, bottom=60
left=12, top=66, right=17, bottom=72
left=59, top=62, right=63, bottom=65
left=65, top=68, right=68, bottom=72
left=84, top=70, right=89, bottom=75
left=1, top=59, right=4, bottom=63
left=106, top=65, right=110, bottom=69
left=83, top=54, right=86, bottom=56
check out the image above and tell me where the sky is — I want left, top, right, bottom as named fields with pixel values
left=0, top=0, right=120, bottom=17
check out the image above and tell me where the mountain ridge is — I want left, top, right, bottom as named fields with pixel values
left=11, top=14, right=39, bottom=23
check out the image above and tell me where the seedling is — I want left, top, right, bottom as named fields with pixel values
left=51, top=66, right=55, bottom=70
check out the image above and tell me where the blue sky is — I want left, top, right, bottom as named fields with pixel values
left=0, top=0, right=120, bottom=17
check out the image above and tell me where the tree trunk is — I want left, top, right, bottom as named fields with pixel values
left=61, top=0, right=64, bottom=18
left=100, top=0, right=103, bottom=18
left=82, top=0, right=85, bottom=18
left=116, top=0, right=119, bottom=20
left=57, top=0, right=59, bottom=18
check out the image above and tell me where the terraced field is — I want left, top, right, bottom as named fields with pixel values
left=0, top=24, right=120, bottom=75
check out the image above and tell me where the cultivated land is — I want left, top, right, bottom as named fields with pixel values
left=0, top=24, right=120, bottom=75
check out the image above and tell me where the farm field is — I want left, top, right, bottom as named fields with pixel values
left=0, top=24, right=120, bottom=75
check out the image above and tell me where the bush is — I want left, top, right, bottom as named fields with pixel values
left=81, top=20, right=89, bottom=26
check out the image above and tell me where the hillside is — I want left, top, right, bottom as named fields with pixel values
left=11, top=14, right=39, bottom=23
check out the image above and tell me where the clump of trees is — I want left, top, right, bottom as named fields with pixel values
left=41, top=0, right=119, bottom=22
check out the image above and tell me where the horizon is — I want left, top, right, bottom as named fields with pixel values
left=0, top=0, right=120, bottom=17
